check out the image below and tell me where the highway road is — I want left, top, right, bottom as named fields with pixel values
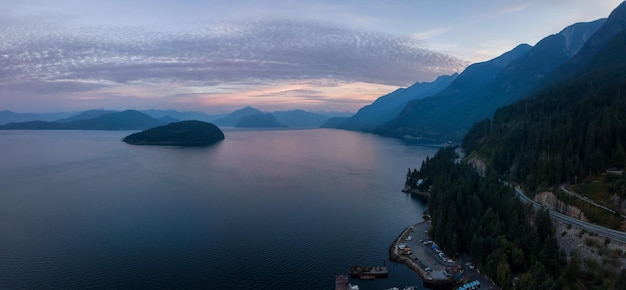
left=509, top=184, right=626, bottom=243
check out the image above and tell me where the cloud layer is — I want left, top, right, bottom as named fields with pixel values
left=0, top=19, right=467, bottom=112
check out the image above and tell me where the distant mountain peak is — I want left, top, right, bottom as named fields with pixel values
left=434, top=72, right=459, bottom=81
left=235, top=106, right=262, bottom=114
left=489, top=44, right=533, bottom=67
left=609, top=0, right=626, bottom=19
left=559, top=19, right=606, bottom=56
left=567, top=1, right=626, bottom=67
left=212, top=106, right=264, bottom=127
left=236, top=113, right=285, bottom=128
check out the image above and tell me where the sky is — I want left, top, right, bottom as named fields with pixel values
left=0, top=0, right=623, bottom=114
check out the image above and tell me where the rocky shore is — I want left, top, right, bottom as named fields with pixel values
left=401, top=185, right=430, bottom=200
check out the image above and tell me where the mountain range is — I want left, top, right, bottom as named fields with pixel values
left=237, top=113, right=286, bottom=128
left=419, top=4, right=626, bottom=288
left=463, top=1, right=626, bottom=189
left=0, top=107, right=339, bottom=130
left=0, top=110, right=74, bottom=124
left=326, top=16, right=608, bottom=142
left=212, top=106, right=287, bottom=128
left=212, top=106, right=332, bottom=128
left=376, top=43, right=533, bottom=140
left=336, top=73, right=458, bottom=131
left=0, top=110, right=168, bottom=130
left=0, top=109, right=215, bottom=126
left=4, top=3, right=623, bottom=139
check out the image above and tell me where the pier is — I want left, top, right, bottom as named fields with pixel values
left=335, top=274, right=360, bottom=290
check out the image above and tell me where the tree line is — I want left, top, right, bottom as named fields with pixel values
left=408, top=148, right=565, bottom=288
left=405, top=30, right=626, bottom=289
left=461, top=30, right=626, bottom=192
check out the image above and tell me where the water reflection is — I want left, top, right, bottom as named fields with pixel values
left=0, top=129, right=436, bottom=289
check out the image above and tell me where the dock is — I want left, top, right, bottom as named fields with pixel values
left=335, top=274, right=359, bottom=290
left=335, top=275, right=349, bottom=290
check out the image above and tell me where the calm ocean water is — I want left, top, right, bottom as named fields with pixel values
left=0, top=128, right=437, bottom=289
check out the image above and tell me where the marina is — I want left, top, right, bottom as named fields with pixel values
left=389, top=220, right=495, bottom=289
left=389, top=221, right=457, bottom=288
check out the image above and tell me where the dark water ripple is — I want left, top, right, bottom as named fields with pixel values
left=0, top=129, right=436, bottom=289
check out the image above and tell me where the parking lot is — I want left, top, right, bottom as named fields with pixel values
left=395, top=221, right=456, bottom=281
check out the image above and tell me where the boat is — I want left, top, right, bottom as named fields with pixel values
left=350, top=265, right=389, bottom=278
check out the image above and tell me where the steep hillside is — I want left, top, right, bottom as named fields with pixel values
left=455, top=17, right=626, bottom=289
left=463, top=22, right=626, bottom=192
left=404, top=4, right=626, bottom=289
left=467, top=19, right=605, bottom=118
left=375, top=44, right=532, bottom=140
left=566, top=1, right=626, bottom=69
left=337, top=73, right=457, bottom=131
left=378, top=19, right=603, bottom=141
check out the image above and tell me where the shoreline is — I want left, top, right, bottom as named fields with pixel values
left=390, top=221, right=499, bottom=290
left=401, top=185, right=430, bottom=200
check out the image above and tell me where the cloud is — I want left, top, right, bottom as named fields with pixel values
left=1, top=19, right=466, bottom=85
left=412, top=28, right=449, bottom=40
left=496, top=4, right=529, bottom=16
left=0, top=18, right=467, bottom=112
left=155, top=79, right=400, bottom=113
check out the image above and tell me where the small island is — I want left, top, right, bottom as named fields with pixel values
left=122, top=120, right=225, bottom=146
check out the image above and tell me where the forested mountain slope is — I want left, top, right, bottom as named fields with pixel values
left=405, top=3, right=626, bottom=289
left=375, top=44, right=531, bottom=140
left=337, top=73, right=457, bottom=131
left=463, top=23, right=626, bottom=192
left=378, top=20, right=604, bottom=141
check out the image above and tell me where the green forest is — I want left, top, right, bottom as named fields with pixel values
left=123, top=120, right=225, bottom=146
left=462, top=30, right=626, bottom=192
left=404, top=26, right=626, bottom=290
left=407, top=148, right=625, bottom=289
left=409, top=148, right=566, bottom=288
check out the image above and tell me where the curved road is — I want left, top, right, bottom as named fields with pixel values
left=509, top=184, right=626, bottom=243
